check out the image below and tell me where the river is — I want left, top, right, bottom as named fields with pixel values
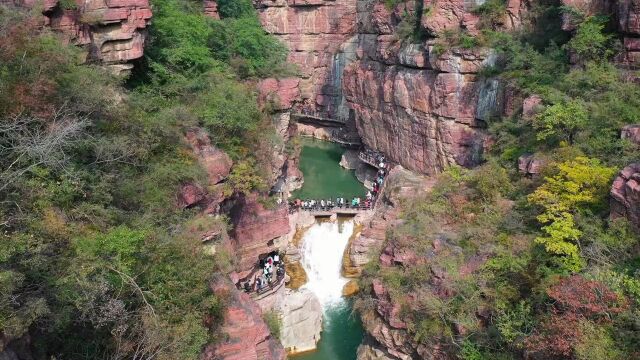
left=290, top=139, right=365, bottom=360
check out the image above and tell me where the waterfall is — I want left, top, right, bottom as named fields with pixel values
left=299, top=219, right=354, bottom=306
left=327, top=36, right=358, bottom=122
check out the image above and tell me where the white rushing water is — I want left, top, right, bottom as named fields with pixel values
left=299, top=219, right=354, bottom=307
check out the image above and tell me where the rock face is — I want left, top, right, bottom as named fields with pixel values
left=186, top=128, right=233, bottom=185
left=610, top=163, right=640, bottom=230
left=517, top=153, right=546, bottom=176
left=279, top=289, right=323, bottom=354
left=258, top=77, right=302, bottom=111
left=229, top=194, right=291, bottom=276
left=342, top=0, right=508, bottom=175
left=203, top=0, right=219, bottom=19
left=256, top=0, right=357, bottom=118
left=9, top=0, right=152, bottom=73
left=622, top=124, right=640, bottom=145
left=203, top=281, right=286, bottom=360
left=184, top=127, right=233, bottom=213
left=345, top=166, right=435, bottom=276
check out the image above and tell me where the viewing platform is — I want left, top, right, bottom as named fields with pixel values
left=292, top=113, right=347, bottom=127
left=331, top=132, right=362, bottom=148
left=251, top=274, right=285, bottom=300
left=304, top=207, right=371, bottom=217
left=358, top=151, right=385, bottom=169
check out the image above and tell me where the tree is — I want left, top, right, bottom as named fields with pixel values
left=534, top=99, right=588, bottom=145
left=527, top=157, right=616, bottom=272
left=566, top=16, right=616, bottom=63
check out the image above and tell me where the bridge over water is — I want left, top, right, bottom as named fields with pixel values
left=301, top=207, right=371, bottom=217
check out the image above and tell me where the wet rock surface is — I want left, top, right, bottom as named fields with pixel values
left=257, top=0, right=357, bottom=117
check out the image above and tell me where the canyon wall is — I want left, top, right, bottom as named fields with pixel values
left=256, top=0, right=357, bottom=118
left=5, top=0, right=152, bottom=73
left=342, top=0, right=513, bottom=175
left=256, top=0, right=518, bottom=175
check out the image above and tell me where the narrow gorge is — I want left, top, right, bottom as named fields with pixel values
left=1, top=0, right=640, bottom=359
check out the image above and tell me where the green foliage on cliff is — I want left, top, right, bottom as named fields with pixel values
left=360, top=3, right=640, bottom=359
left=0, top=1, right=290, bottom=357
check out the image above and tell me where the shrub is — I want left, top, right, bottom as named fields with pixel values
left=534, top=99, right=588, bottom=145
left=263, top=310, right=282, bottom=340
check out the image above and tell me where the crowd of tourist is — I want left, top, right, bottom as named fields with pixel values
left=241, top=251, right=285, bottom=294
left=289, top=157, right=388, bottom=213
left=360, top=148, right=387, bottom=169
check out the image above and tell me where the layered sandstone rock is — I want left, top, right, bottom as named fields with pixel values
left=258, top=78, right=302, bottom=111
left=9, top=0, right=152, bottom=73
left=343, top=0, right=507, bottom=175
left=256, top=0, right=357, bottom=117
left=280, top=289, right=323, bottom=354
left=203, top=281, right=286, bottom=360
left=229, top=194, right=291, bottom=276
left=203, top=0, right=219, bottom=19
left=610, top=163, right=640, bottom=230
left=183, top=127, right=233, bottom=213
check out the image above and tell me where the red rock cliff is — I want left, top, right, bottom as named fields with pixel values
left=203, top=280, right=286, bottom=360
left=256, top=0, right=357, bottom=118
left=342, top=0, right=519, bottom=175
left=6, top=0, right=151, bottom=73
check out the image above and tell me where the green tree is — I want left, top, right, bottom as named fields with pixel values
left=534, top=99, right=588, bottom=145
left=566, top=16, right=616, bottom=63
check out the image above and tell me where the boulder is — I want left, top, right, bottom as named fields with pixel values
left=280, top=289, right=323, bottom=354
left=340, top=149, right=360, bottom=170
left=522, top=94, right=543, bottom=119
left=176, top=182, right=206, bottom=208
left=610, top=163, right=640, bottom=230
left=203, top=0, right=219, bottom=19
left=518, top=154, right=546, bottom=176
left=343, top=280, right=360, bottom=296
left=622, top=124, right=640, bottom=145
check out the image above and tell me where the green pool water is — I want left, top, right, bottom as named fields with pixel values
left=292, top=299, right=364, bottom=360
left=291, top=138, right=365, bottom=200
left=289, top=139, right=365, bottom=360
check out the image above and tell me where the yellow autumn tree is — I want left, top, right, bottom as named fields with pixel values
left=528, top=156, right=616, bottom=272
